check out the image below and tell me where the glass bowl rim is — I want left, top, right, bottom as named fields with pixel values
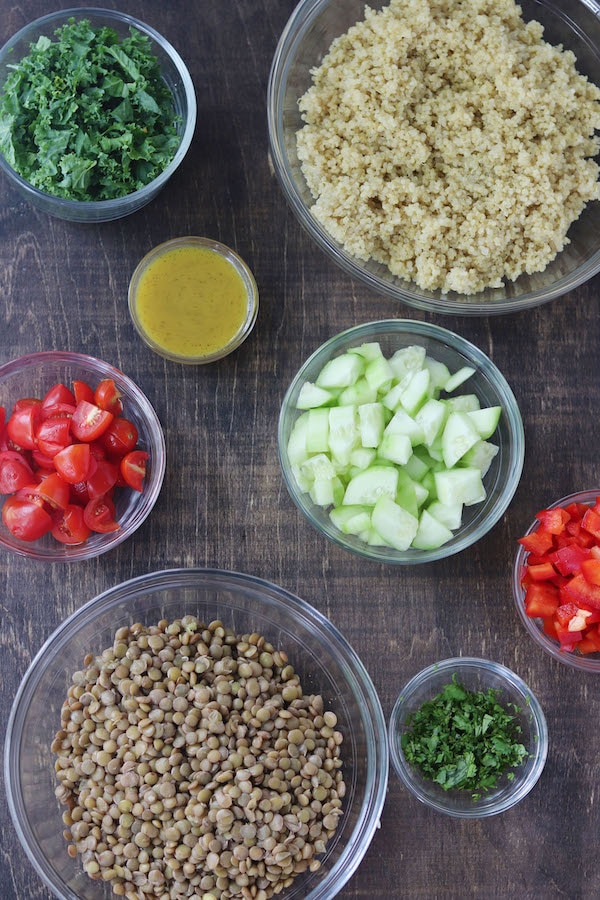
left=128, top=236, right=260, bottom=364
left=278, top=318, right=525, bottom=564
left=266, top=0, right=600, bottom=316
left=388, top=656, right=548, bottom=817
left=4, top=566, right=389, bottom=900
left=0, top=6, right=197, bottom=213
left=0, top=349, right=166, bottom=561
left=512, top=488, right=600, bottom=672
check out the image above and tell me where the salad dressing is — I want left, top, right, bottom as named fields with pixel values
left=135, top=244, right=248, bottom=358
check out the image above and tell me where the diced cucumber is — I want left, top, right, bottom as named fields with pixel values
left=378, top=431, right=412, bottom=466
left=316, top=353, right=364, bottom=389
left=296, top=382, right=337, bottom=410
left=444, top=393, right=481, bottom=413
left=411, top=509, right=454, bottom=550
left=300, top=453, right=337, bottom=484
left=338, top=378, right=378, bottom=406
left=466, top=406, right=502, bottom=440
left=329, top=504, right=372, bottom=535
left=349, top=446, right=377, bottom=470
left=461, top=440, right=499, bottom=476
left=435, top=467, right=486, bottom=506
left=310, top=474, right=344, bottom=507
left=396, top=470, right=428, bottom=518
left=400, top=368, right=430, bottom=416
left=427, top=499, right=464, bottom=531
left=444, top=366, right=476, bottom=393
left=358, top=402, right=386, bottom=448
left=291, top=464, right=311, bottom=493
left=365, top=355, right=395, bottom=392
left=287, top=413, right=309, bottom=466
left=380, top=380, right=407, bottom=412
left=347, top=341, right=384, bottom=362
left=306, top=408, right=330, bottom=453
left=441, top=411, right=481, bottom=468
left=384, top=408, right=425, bottom=446
left=328, top=406, right=359, bottom=466
left=415, top=398, right=447, bottom=447
left=371, top=495, right=419, bottom=551
left=343, top=465, right=399, bottom=506
left=389, top=345, right=426, bottom=380
left=424, top=356, right=451, bottom=394
left=403, top=452, right=430, bottom=482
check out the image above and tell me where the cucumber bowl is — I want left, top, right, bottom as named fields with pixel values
left=278, top=320, right=525, bottom=564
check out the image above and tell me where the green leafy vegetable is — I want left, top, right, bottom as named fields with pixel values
left=0, top=17, right=181, bottom=200
left=401, top=675, right=529, bottom=798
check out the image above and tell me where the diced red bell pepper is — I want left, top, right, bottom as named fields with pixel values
left=518, top=529, right=555, bottom=556
left=535, top=506, right=570, bottom=534
left=524, top=582, right=560, bottom=619
left=555, top=601, right=580, bottom=628
left=562, top=573, right=600, bottom=610
left=553, top=621, right=584, bottom=652
left=581, top=558, right=600, bottom=587
left=582, top=508, right=600, bottom=541
left=526, top=561, right=558, bottom=582
left=550, top=543, right=592, bottom=576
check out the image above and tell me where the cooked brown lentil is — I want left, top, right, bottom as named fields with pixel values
left=52, top=617, right=345, bottom=899
left=296, top=0, right=600, bottom=294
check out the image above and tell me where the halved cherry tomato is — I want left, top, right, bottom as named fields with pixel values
left=120, top=450, right=149, bottom=492
left=32, top=472, right=71, bottom=510
left=2, top=495, right=53, bottom=541
left=54, top=443, right=92, bottom=484
left=36, top=415, right=72, bottom=457
left=94, top=378, right=123, bottom=415
left=42, top=383, right=76, bottom=410
left=86, top=459, right=118, bottom=500
left=6, top=404, right=41, bottom=450
left=0, top=450, right=34, bottom=494
left=84, top=496, right=119, bottom=533
left=51, top=504, right=92, bottom=544
left=102, top=417, right=139, bottom=458
left=72, top=380, right=95, bottom=405
left=71, top=400, right=113, bottom=442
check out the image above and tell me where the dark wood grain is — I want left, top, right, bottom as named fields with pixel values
left=0, top=2, right=599, bottom=899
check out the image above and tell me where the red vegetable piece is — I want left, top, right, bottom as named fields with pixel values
left=83, top=496, right=119, bottom=533
left=562, top=573, right=600, bottom=611
left=535, top=507, right=570, bottom=534
left=94, top=378, right=123, bottom=415
left=36, top=415, right=72, bottom=457
left=32, top=472, right=71, bottom=510
left=2, top=495, right=53, bottom=541
left=518, top=528, right=555, bottom=556
left=86, top=459, right=118, bottom=500
left=550, top=543, right=592, bottom=576
left=581, top=558, right=600, bottom=587
left=41, top=383, right=76, bottom=410
left=51, top=504, right=92, bottom=545
left=54, top=443, right=92, bottom=485
left=526, top=561, right=557, bottom=582
left=72, top=380, right=95, bottom=405
left=71, top=401, right=114, bottom=442
left=102, top=417, right=139, bottom=458
left=120, top=450, right=148, bottom=492
left=7, top=403, right=41, bottom=450
left=0, top=450, right=34, bottom=494
left=582, top=508, right=600, bottom=541
left=524, top=582, right=559, bottom=619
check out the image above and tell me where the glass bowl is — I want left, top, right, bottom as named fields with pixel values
left=0, top=8, right=196, bottom=222
left=0, top=351, right=165, bottom=560
left=278, top=319, right=524, bottom=564
left=513, top=489, right=600, bottom=672
left=4, top=567, right=388, bottom=900
left=267, top=0, right=600, bottom=315
left=128, top=236, right=259, bottom=364
left=388, top=657, right=548, bottom=817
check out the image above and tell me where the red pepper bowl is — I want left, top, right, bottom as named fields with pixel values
left=0, top=351, right=166, bottom=561
left=513, top=490, right=600, bottom=672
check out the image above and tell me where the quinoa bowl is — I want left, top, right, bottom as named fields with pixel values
left=4, top=568, right=388, bottom=900
left=268, top=0, right=600, bottom=314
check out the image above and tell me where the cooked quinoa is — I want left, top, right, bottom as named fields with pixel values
left=296, top=0, right=600, bottom=294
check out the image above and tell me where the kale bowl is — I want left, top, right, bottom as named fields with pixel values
left=0, top=8, right=196, bottom=222
left=388, top=657, right=547, bottom=817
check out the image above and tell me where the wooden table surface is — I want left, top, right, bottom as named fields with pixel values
left=1, top=2, right=599, bottom=898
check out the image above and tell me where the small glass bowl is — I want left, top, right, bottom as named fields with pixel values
left=513, top=489, right=600, bottom=672
left=128, top=236, right=259, bottom=364
left=388, top=657, right=548, bottom=817
left=0, top=351, right=165, bottom=561
left=0, top=8, right=196, bottom=222
left=4, top=568, right=388, bottom=899
left=267, top=0, right=600, bottom=314
left=278, top=319, right=524, bottom=564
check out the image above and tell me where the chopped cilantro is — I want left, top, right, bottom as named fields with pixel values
left=401, top=675, right=529, bottom=798
left=0, top=17, right=181, bottom=201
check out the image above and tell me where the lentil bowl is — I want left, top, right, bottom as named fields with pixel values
left=4, top=568, right=388, bottom=900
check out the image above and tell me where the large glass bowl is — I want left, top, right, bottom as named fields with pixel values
left=0, top=8, right=196, bottom=222
left=0, top=351, right=165, bottom=560
left=4, top=568, right=388, bottom=899
left=278, top=319, right=525, bottom=564
left=513, top=489, right=600, bottom=672
left=388, top=658, right=548, bottom=817
left=267, top=0, right=600, bottom=315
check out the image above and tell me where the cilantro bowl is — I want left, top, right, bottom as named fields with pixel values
left=0, top=8, right=196, bottom=222
left=388, top=658, right=548, bottom=817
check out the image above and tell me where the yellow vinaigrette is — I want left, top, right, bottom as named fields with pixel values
left=135, top=244, right=248, bottom=358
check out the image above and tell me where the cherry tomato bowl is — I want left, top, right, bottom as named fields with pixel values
left=513, top=490, right=600, bottom=672
left=0, top=351, right=165, bottom=561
